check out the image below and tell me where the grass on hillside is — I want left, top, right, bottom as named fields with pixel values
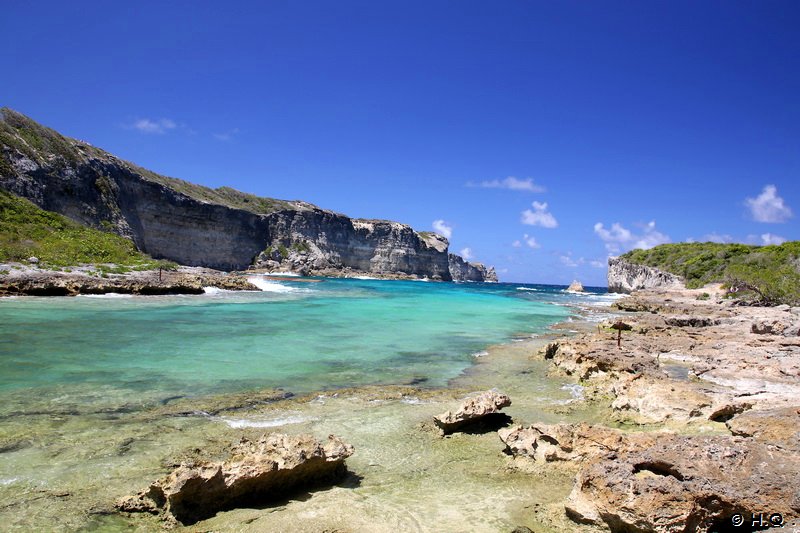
left=622, top=242, right=800, bottom=305
left=0, top=189, right=161, bottom=270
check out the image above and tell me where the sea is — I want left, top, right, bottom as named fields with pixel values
left=0, top=276, right=618, bottom=406
left=0, top=276, right=623, bottom=531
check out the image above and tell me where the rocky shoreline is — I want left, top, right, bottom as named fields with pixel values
left=503, top=285, right=800, bottom=532
left=2, top=283, right=799, bottom=531
left=113, top=285, right=800, bottom=531
left=0, top=264, right=260, bottom=296
left=0, top=263, right=497, bottom=297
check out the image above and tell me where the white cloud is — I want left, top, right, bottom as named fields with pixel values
left=214, top=128, right=240, bottom=142
left=459, top=247, right=473, bottom=260
left=559, top=254, right=585, bottom=268
left=593, top=220, right=671, bottom=254
left=129, top=118, right=177, bottom=134
left=703, top=232, right=733, bottom=244
left=523, top=234, right=540, bottom=249
left=590, top=260, right=605, bottom=268
left=468, top=176, right=545, bottom=193
left=521, top=201, right=558, bottom=228
left=761, top=233, right=787, bottom=245
left=432, top=219, right=453, bottom=239
left=512, top=234, right=540, bottom=249
left=745, top=185, right=793, bottom=223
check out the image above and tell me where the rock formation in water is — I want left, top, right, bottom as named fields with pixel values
left=116, top=433, right=354, bottom=525
left=566, top=280, right=584, bottom=292
left=0, top=108, right=495, bottom=280
left=607, top=256, right=684, bottom=293
left=433, top=390, right=511, bottom=434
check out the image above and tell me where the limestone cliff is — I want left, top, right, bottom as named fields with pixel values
left=254, top=212, right=453, bottom=279
left=0, top=108, right=495, bottom=280
left=607, top=256, right=684, bottom=293
left=447, top=253, right=498, bottom=282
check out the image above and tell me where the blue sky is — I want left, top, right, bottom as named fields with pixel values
left=2, top=1, right=798, bottom=285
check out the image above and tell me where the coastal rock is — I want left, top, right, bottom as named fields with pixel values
left=726, top=407, right=800, bottom=449
left=610, top=376, right=716, bottom=423
left=116, top=433, right=354, bottom=525
left=499, top=423, right=656, bottom=463
left=751, top=319, right=799, bottom=336
left=607, top=256, right=684, bottom=294
left=566, top=280, right=584, bottom=293
left=0, top=109, right=495, bottom=280
left=448, top=253, right=498, bottom=282
left=664, top=315, right=719, bottom=327
left=565, top=435, right=800, bottom=532
left=0, top=269, right=259, bottom=296
left=550, top=336, right=659, bottom=383
left=433, top=390, right=511, bottom=434
left=255, top=212, right=463, bottom=280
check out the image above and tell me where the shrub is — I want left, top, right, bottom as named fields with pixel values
left=622, top=242, right=800, bottom=305
left=724, top=263, right=800, bottom=306
left=0, top=189, right=157, bottom=268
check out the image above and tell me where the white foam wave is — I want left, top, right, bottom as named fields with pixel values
left=412, top=277, right=430, bottom=282
left=353, top=275, right=380, bottom=280
left=202, top=286, right=233, bottom=295
left=561, top=383, right=584, bottom=400
left=267, top=272, right=301, bottom=277
left=0, top=477, right=19, bottom=486
left=247, top=276, right=298, bottom=293
left=551, top=383, right=585, bottom=405
left=401, top=396, right=430, bottom=405
left=472, top=350, right=489, bottom=358
left=218, top=414, right=309, bottom=428
left=80, top=293, right=133, bottom=299
left=516, top=287, right=538, bottom=291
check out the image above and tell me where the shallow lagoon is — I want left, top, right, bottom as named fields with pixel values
left=0, top=278, right=619, bottom=531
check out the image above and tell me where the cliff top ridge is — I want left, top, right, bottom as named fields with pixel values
left=0, top=107, right=311, bottom=216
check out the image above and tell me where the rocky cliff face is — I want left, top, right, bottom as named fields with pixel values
left=254, top=211, right=454, bottom=279
left=0, top=108, right=495, bottom=280
left=607, top=256, right=684, bottom=293
left=447, top=253, right=498, bottom=282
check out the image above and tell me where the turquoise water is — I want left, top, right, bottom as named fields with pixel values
left=0, top=277, right=609, bottom=409
left=0, top=277, right=620, bottom=532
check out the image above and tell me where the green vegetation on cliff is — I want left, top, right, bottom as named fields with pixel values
left=0, top=108, right=297, bottom=215
left=622, top=242, right=800, bottom=305
left=0, top=189, right=155, bottom=268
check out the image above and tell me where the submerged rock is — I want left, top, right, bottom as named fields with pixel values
left=433, top=390, right=511, bottom=434
left=116, top=433, right=354, bottom=525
